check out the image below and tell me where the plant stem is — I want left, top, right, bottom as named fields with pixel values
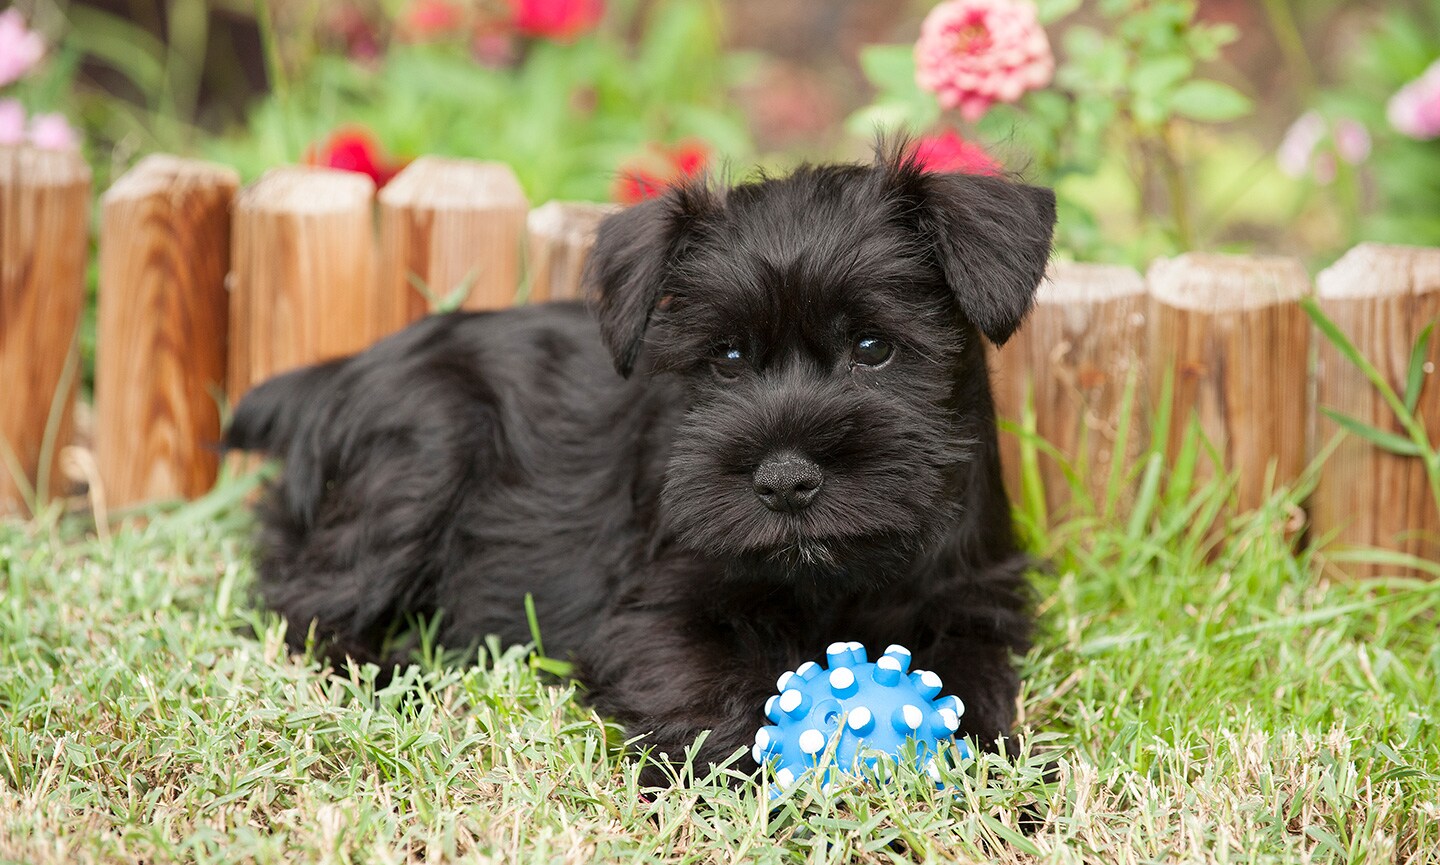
left=1158, top=122, right=1195, bottom=250
left=1259, top=0, right=1317, bottom=100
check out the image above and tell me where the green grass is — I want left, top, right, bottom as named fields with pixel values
left=1, top=464, right=1438, bottom=864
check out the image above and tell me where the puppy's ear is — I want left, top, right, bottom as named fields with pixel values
left=916, top=172, right=1057, bottom=346
left=586, top=185, right=714, bottom=377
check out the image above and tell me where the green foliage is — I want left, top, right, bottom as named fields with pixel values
left=850, top=0, right=1254, bottom=265
left=1321, top=1, right=1440, bottom=246
left=203, top=1, right=751, bottom=203
left=1303, top=299, right=1440, bottom=532
left=844, top=44, right=939, bottom=140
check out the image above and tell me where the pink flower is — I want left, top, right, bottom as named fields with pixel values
left=1388, top=60, right=1440, bottom=141
left=1277, top=111, right=1325, bottom=178
left=1333, top=119, right=1371, bottom=164
left=28, top=113, right=79, bottom=151
left=1277, top=112, right=1370, bottom=184
left=0, top=9, right=46, bottom=87
left=914, top=0, right=1053, bottom=122
left=0, top=99, right=25, bottom=145
left=508, top=0, right=604, bottom=41
left=911, top=130, right=1001, bottom=174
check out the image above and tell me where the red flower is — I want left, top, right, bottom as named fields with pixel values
left=613, top=141, right=709, bottom=205
left=508, top=0, right=603, bottom=41
left=402, top=0, right=466, bottom=40
left=911, top=130, right=1001, bottom=175
left=305, top=128, right=407, bottom=188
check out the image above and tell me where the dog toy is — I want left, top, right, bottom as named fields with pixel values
left=753, top=641, right=970, bottom=795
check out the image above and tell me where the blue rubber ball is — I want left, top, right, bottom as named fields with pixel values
left=754, top=641, right=970, bottom=794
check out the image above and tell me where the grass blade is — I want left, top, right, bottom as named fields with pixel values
left=1404, top=322, right=1434, bottom=414
left=1319, top=408, right=1422, bottom=457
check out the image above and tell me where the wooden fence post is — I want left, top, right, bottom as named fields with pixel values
left=229, top=167, right=377, bottom=400
left=0, top=146, right=90, bottom=515
left=526, top=201, right=619, bottom=303
left=95, top=156, right=239, bottom=507
left=1312, top=243, right=1440, bottom=576
left=992, top=261, right=1148, bottom=516
left=1147, top=253, right=1311, bottom=513
left=378, top=157, right=528, bottom=329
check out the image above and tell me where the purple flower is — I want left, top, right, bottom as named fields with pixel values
left=1388, top=60, right=1440, bottom=141
left=0, top=9, right=46, bottom=88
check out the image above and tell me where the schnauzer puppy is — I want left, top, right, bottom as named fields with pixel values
left=223, top=146, right=1056, bottom=782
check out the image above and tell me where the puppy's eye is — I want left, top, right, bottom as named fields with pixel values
left=711, top=341, right=746, bottom=380
left=851, top=336, right=894, bottom=367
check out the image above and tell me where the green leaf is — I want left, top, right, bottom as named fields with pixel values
left=859, top=44, right=920, bottom=97
left=64, top=5, right=169, bottom=96
left=1404, top=323, right=1435, bottom=413
left=844, top=99, right=937, bottom=139
left=1035, top=0, right=1083, bottom=24
left=1132, top=56, right=1193, bottom=96
left=1321, top=408, right=1423, bottom=457
left=1170, top=79, right=1252, bottom=122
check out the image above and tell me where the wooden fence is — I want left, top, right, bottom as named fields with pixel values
left=1, top=145, right=1437, bottom=575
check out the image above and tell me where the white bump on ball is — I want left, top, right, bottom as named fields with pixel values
left=876, top=656, right=902, bottom=672
left=920, top=670, right=942, bottom=690
left=847, top=706, right=873, bottom=731
left=752, top=743, right=764, bottom=764
left=755, top=728, right=771, bottom=748
left=826, top=641, right=847, bottom=655
left=846, top=641, right=864, bottom=651
left=820, top=781, right=836, bottom=796
left=903, top=704, right=923, bottom=730
left=779, top=689, right=803, bottom=713
left=796, top=661, right=818, bottom=678
left=949, top=695, right=966, bottom=716
left=829, top=667, right=856, bottom=691
left=775, top=768, right=796, bottom=789
left=926, top=758, right=943, bottom=781
left=799, top=728, right=826, bottom=755
left=938, top=708, right=959, bottom=731
left=884, top=644, right=911, bottom=657
left=776, top=671, right=795, bottom=692
left=765, top=695, right=778, bottom=717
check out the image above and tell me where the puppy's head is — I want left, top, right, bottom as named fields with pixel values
left=587, top=148, right=1055, bottom=585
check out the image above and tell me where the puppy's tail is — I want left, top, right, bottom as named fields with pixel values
left=223, top=359, right=347, bottom=455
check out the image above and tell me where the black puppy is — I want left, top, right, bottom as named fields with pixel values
left=224, top=145, right=1056, bottom=782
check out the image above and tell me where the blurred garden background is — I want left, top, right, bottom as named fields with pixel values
left=5, top=0, right=1440, bottom=261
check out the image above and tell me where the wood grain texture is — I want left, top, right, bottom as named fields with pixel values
left=1313, top=243, right=1440, bottom=577
left=992, top=262, right=1149, bottom=516
left=378, top=157, right=528, bottom=330
left=95, top=155, right=239, bottom=506
left=1147, top=253, right=1311, bottom=513
left=526, top=201, right=619, bottom=303
left=0, top=146, right=90, bottom=515
left=228, top=167, right=377, bottom=400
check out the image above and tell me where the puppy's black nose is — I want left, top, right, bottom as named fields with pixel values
left=753, top=453, right=823, bottom=513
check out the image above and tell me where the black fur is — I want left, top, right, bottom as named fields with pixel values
left=224, top=146, right=1057, bottom=784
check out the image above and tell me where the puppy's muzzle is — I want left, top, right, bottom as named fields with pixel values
left=752, top=452, right=823, bottom=513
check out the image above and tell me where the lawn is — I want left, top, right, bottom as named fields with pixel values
left=1, top=462, right=1437, bottom=864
